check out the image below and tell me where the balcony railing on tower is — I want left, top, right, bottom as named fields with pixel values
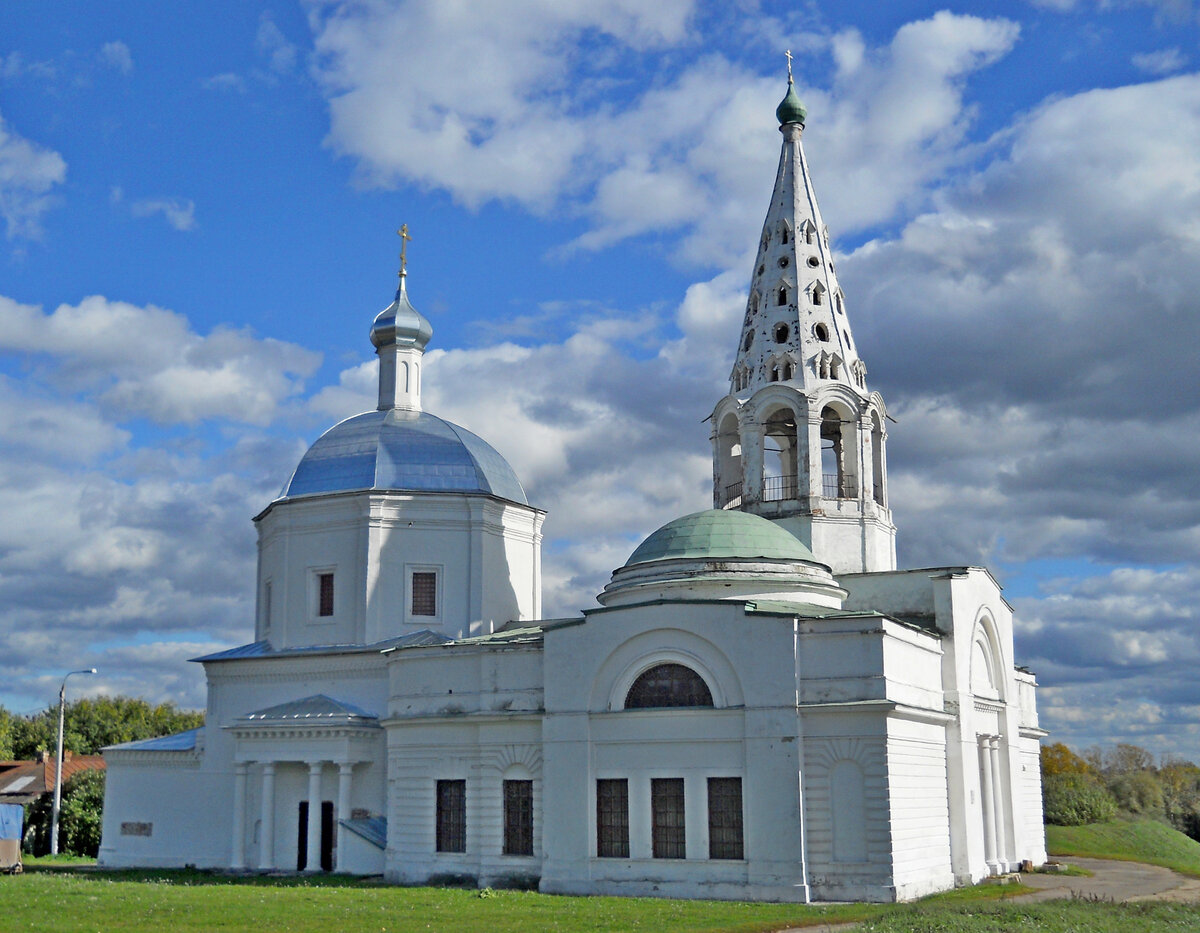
left=823, top=472, right=858, bottom=499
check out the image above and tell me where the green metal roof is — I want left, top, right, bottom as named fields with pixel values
left=776, top=77, right=807, bottom=126
left=625, top=509, right=815, bottom=567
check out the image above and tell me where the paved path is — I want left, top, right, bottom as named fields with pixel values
left=1016, top=856, right=1200, bottom=903
left=780, top=858, right=1200, bottom=932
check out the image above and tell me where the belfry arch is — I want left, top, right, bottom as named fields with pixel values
left=761, top=403, right=800, bottom=502
left=819, top=403, right=858, bottom=500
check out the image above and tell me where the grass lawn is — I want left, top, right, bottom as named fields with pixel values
left=1046, top=815, right=1200, bottom=877
left=6, top=853, right=1200, bottom=933
left=0, top=863, right=1031, bottom=933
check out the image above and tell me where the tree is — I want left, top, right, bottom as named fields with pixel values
left=1043, top=772, right=1117, bottom=825
left=1041, top=743, right=1094, bottom=776
left=10, top=696, right=204, bottom=759
left=60, top=769, right=106, bottom=857
left=1105, top=743, right=1156, bottom=776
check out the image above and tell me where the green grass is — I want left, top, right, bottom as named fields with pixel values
left=1046, top=815, right=1200, bottom=877
left=854, top=900, right=1200, bottom=932
left=0, top=867, right=1032, bottom=933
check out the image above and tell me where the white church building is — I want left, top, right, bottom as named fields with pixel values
left=99, top=76, right=1047, bottom=902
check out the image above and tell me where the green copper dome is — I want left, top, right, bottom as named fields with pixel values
left=776, top=78, right=807, bottom=126
left=625, top=509, right=815, bottom=567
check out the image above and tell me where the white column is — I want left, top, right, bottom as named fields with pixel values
left=978, top=738, right=998, bottom=873
left=989, top=738, right=1008, bottom=871
left=306, top=761, right=323, bottom=872
left=231, top=762, right=248, bottom=870
left=258, top=762, right=276, bottom=871
left=336, top=763, right=354, bottom=871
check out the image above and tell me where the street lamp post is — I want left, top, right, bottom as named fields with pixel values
left=50, top=668, right=96, bottom=856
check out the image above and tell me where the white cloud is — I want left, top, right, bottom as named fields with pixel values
left=202, top=72, right=247, bottom=93
left=0, top=110, right=67, bottom=240
left=130, top=196, right=197, bottom=231
left=0, top=294, right=322, bottom=425
left=1132, top=47, right=1187, bottom=74
left=306, top=6, right=1018, bottom=267
left=257, top=13, right=299, bottom=75
left=99, top=40, right=134, bottom=75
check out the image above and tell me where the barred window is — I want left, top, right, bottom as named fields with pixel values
left=707, top=777, right=744, bottom=860
left=318, top=573, right=334, bottom=617
left=412, top=571, right=437, bottom=617
left=596, top=779, right=629, bottom=858
left=436, top=779, right=465, bottom=852
left=625, top=664, right=713, bottom=709
left=503, top=780, right=533, bottom=856
left=652, top=778, right=686, bottom=858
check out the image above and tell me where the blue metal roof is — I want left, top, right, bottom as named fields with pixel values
left=340, top=816, right=387, bottom=849
left=278, top=408, right=528, bottom=505
left=238, top=694, right=378, bottom=724
left=192, top=630, right=453, bottom=663
left=107, top=727, right=202, bottom=752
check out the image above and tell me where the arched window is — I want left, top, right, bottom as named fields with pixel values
left=812, top=282, right=825, bottom=306
left=774, top=323, right=789, bottom=344
left=778, top=286, right=787, bottom=306
left=781, top=223, right=790, bottom=244
left=625, top=664, right=714, bottom=709
left=814, top=323, right=829, bottom=342
left=783, top=362, right=793, bottom=380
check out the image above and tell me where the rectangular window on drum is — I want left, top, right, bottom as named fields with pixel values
left=651, top=777, right=686, bottom=859
left=412, top=571, right=437, bottom=616
left=596, top=778, right=629, bottom=858
left=707, top=777, right=744, bottom=860
left=503, top=780, right=534, bottom=856
left=317, top=572, right=334, bottom=617
left=436, top=779, right=466, bottom=853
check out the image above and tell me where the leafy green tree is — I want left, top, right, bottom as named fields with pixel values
left=1109, top=771, right=1165, bottom=815
left=11, top=696, right=203, bottom=759
left=60, top=769, right=106, bottom=857
left=0, top=706, right=15, bottom=760
left=1043, top=772, right=1117, bottom=825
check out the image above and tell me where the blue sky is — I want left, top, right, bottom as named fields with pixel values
left=2, top=0, right=1199, bottom=757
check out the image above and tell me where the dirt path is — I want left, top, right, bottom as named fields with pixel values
left=1015, top=856, right=1199, bottom=903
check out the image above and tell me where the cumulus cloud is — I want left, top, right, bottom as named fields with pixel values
left=0, top=110, right=67, bottom=240
left=257, top=13, right=299, bottom=75
left=130, top=196, right=197, bottom=231
left=306, top=5, right=1017, bottom=265
left=0, top=294, right=322, bottom=425
left=99, top=40, right=134, bottom=74
left=1132, top=47, right=1188, bottom=74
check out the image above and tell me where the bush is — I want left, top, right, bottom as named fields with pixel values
left=60, top=769, right=105, bottom=857
left=1109, top=771, right=1164, bottom=816
left=1043, top=772, right=1118, bottom=825
left=22, top=768, right=106, bottom=856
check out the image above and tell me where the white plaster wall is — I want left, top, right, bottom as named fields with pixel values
left=99, top=757, right=226, bottom=868
left=256, top=492, right=543, bottom=649
left=884, top=717, right=955, bottom=899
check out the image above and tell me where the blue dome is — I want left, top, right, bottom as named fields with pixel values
left=281, top=409, right=528, bottom=504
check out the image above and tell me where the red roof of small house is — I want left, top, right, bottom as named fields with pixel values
left=0, top=753, right=106, bottom=805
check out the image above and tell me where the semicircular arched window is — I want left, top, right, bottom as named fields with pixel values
left=625, top=664, right=714, bottom=709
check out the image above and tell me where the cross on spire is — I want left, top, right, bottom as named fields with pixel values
left=785, top=49, right=793, bottom=81
left=397, top=223, right=412, bottom=278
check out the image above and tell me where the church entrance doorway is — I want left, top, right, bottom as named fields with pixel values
left=297, top=801, right=334, bottom=871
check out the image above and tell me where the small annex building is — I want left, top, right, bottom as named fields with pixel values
left=99, top=76, right=1047, bottom=902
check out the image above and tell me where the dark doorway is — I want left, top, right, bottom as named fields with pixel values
left=297, top=800, right=335, bottom=871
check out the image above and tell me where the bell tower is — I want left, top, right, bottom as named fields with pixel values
left=710, top=68, right=896, bottom=574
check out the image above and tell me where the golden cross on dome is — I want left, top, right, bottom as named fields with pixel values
left=785, top=49, right=793, bottom=80
left=397, top=223, right=412, bottom=277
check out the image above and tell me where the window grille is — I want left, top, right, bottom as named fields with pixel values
left=625, top=664, right=713, bottom=709
left=412, top=571, right=437, bottom=616
left=651, top=778, right=686, bottom=859
left=503, top=780, right=534, bottom=856
left=318, top=573, right=334, bottom=617
left=596, top=779, right=629, bottom=858
left=707, top=777, right=744, bottom=859
left=436, top=779, right=466, bottom=852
